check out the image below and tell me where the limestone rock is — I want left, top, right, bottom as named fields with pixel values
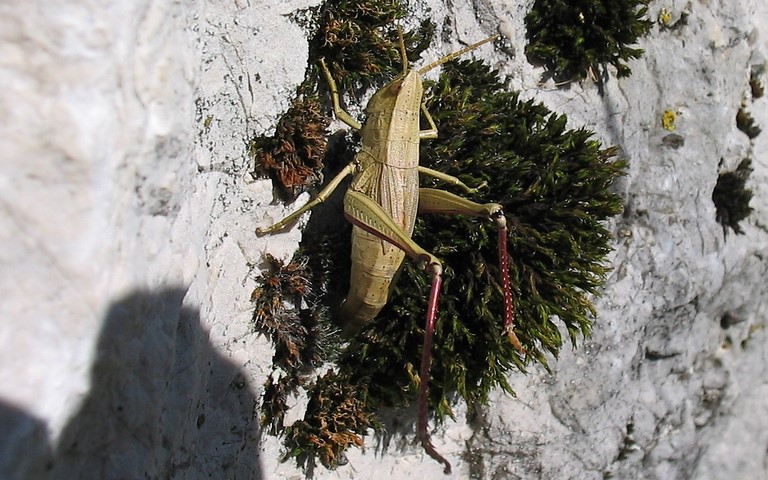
left=1, top=1, right=766, bottom=479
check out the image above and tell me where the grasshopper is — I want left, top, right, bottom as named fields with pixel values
left=257, top=31, right=524, bottom=474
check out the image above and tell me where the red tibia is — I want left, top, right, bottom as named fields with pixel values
left=498, top=224, right=514, bottom=331
left=417, top=265, right=452, bottom=474
left=497, top=217, right=525, bottom=353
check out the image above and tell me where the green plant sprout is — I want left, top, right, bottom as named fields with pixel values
left=658, top=8, right=672, bottom=26
left=749, top=70, right=764, bottom=99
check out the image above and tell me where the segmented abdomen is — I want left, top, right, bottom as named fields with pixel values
left=339, top=226, right=406, bottom=335
left=340, top=161, right=419, bottom=334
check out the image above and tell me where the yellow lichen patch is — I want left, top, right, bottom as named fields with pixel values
left=661, top=110, right=677, bottom=131
left=658, top=8, right=673, bottom=26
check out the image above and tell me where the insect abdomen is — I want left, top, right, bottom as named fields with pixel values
left=339, top=226, right=407, bottom=336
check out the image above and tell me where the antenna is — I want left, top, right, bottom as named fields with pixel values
left=397, top=27, right=408, bottom=74
left=417, top=34, right=499, bottom=75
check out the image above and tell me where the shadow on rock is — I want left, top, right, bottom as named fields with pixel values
left=9, top=288, right=265, bottom=479
left=0, top=400, right=53, bottom=480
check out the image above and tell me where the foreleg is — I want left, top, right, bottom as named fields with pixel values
left=256, top=162, right=356, bottom=234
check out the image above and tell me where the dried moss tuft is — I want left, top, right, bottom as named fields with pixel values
left=251, top=94, right=330, bottom=202
left=251, top=254, right=316, bottom=368
left=283, top=370, right=379, bottom=471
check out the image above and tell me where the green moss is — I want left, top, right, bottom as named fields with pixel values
left=736, top=107, right=761, bottom=139
left=252, top=2, right=626, bottom=472
left=310, top=0, right=434, bottom=91
left=338, top=60, right=625, bottom=417
left=525, top=0, right=652, bottom=82
left=255, top=58, right=625, bottom=471
left=712, top=158, right=753, bottom=235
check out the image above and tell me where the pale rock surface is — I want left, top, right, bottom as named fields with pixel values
left=1, top=1, right=766, bottom=479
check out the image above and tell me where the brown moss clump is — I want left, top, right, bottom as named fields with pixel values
left=251, top=254, right=313, bottom=368
left=283, top=370, right=378, bottom=471
left=261, top=374, right=293, bottom=436
left=251, top=95, right=330, bottom=202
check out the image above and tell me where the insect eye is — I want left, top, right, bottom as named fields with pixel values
left=389, top=79, right=404, bottom=93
